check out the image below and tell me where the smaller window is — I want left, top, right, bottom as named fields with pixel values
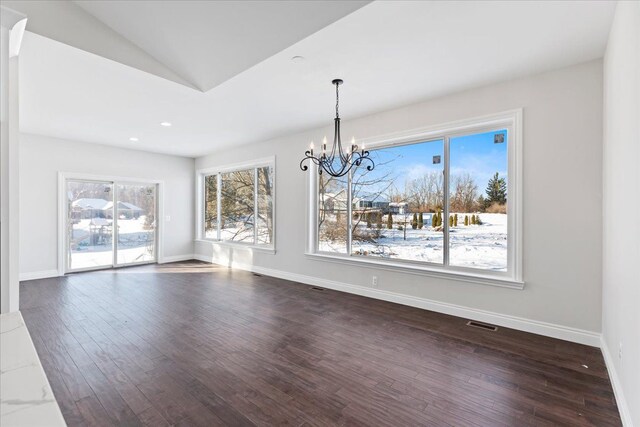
left=199, top=159, right=274, bottom=248
left=220, top=169, right=255, bottom=243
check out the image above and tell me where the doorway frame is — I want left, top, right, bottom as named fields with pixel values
left=57, top=172, right=165, bottom=275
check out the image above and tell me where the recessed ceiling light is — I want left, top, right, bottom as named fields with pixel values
left=291, top=55, right=305, bottom=63
left=160, top=122, right=172, bottom=127
left=129, top=137, right=139, bottom=142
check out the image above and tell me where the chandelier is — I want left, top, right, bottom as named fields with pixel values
left=300, top=79, right=374, bottom=177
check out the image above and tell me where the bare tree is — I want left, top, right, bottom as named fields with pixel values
left=219, top=170, right=255, bottom=242
left=406, top=171, right=443, bottom=212
left=351, top=158, right=398, bottom=242
left=405, top=175, right=429, bottom=211
left=450, top=173, right=478, bottom=212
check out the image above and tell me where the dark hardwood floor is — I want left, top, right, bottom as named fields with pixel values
left=20, top=261, right=621, bottom=426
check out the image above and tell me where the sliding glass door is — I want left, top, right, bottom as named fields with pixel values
left=67, top=180, right=115, bottom=271
left=66, top=179, right=158, bottom=272
left=115, top=183, right=157, bottom=265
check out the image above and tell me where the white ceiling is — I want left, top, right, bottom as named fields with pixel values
left=74, top=1, right=370, bottom=92
left=18, top=0, right=616, bottom=158
left=5, top=0, right=367, bottom=90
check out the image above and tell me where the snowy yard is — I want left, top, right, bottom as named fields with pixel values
left=320, top=213, right=507, bottom=271
left=69, top=217, right=155, bottom=269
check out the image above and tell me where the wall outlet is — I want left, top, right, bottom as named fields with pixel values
left=371, top=276, right=378, bottom=287
left=619, top=342, right=623, bottom=359
left=165, top=215, right=171, bottom=222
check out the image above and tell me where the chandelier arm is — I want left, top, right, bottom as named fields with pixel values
left=330, top=118, right=339, bottom=161
left=299, top=151, right=324, bottom=171
left=336, top=119, right=349, bottom=164
left=359, top=153, right=375, bottom=171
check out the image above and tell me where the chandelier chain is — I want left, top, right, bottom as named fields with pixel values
left=335, top=83, right=339, bottom=119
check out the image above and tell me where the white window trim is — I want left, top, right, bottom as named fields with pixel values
left=195, top=156, right=276, bottom=252
left=305, top=109, right=523, bottom=289
left=57, top=172, right=165, bottom=275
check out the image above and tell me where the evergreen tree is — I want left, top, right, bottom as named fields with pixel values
left=418, top=212, right=424, bottom=229
left=387, top=213, right=393, bottom=229
left=454, top=213, right=458, bottom=227
left=477, top=194, right=486, bottom=212
left=464, top=215, right=469, bottom=226
left=485, top=172, right=507, bottom=205
left=376, top=212, right=382, bottom=229
left=366, top=214, right=372, bottom=228
left=449, top=215, right=454, bottom=227
left=471, top=214, right=476, bottom=225
left=412, top=213, right=418, bottom=229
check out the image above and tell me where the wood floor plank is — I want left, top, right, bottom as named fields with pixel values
left=20, top=261, right=622, bottom=426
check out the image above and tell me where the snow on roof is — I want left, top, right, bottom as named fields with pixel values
left=71, top=198, right=110, bottom=210
left=72, top=198, right=143, bottom=211
left=322, top=189, right=347, bottom=199
left=103, top=201, right=143, bottom=211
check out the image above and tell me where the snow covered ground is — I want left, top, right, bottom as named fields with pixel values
left=320, top=213, right=507, bottom=271
left=69, top=217, right=155, bottom=269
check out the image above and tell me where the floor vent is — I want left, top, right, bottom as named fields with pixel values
left=252, top=273, right=263, bottom=277
left=466, top=320, right=498, bottom=331
left=310, top=286, right=325, bottom=291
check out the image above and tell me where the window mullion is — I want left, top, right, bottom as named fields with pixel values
left=310, top=164, right=319, bottom=253
left=347, top=168, right=353, bottom=256
left=216, top=173, right=221, bottom=241
left=254, top=168, right=258, bottom=244
left=443, top=136, right=450, bottom=266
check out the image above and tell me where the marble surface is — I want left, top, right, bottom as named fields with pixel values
left=1, top=311, right=66, bottom=426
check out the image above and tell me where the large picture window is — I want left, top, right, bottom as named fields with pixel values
left=199, top=159, right=274, bottom=247
left=309, top=112, right=522, bottom=286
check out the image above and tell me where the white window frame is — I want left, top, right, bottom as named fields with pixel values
left=57, top=172, right=165, bottom=275
left=195, top=157, right=276, bottom=253
left=305, top=110, right=523, bottom=289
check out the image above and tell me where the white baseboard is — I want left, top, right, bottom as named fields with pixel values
left=601, top=337, right=633, bottom=426
left=159, top=254, right=196, bottom=264
left=19, top=269, right=60, bottom=282
left=20, top=256, right=196, bottom=280
left=193, top=254, right=601, bottom=347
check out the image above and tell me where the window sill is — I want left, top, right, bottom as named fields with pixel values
left=195, top=239, right=276, bottom=254
left=304, top=252, right=524, bottom=290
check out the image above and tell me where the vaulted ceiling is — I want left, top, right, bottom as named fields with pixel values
left=8, top=0, right=617, bottom=157
left=5, top=0, right=368, bottom=91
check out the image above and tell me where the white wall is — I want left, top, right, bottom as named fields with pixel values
left=602, top=1, right=640, bottom=425
left=1, top=7, right=25, bottom=313
left=195, top=60, right=604, bottom=343
left=19, top=133, right=195, bottom=276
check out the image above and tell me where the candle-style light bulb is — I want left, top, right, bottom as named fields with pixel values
left=361, top=143, right=365, bottom=155
left=322, top=137, right=327, bottom=159
left=309, top=141, right=314, bottom=155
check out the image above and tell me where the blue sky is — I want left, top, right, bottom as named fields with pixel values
left=353, top=129, right=507, bottom=198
